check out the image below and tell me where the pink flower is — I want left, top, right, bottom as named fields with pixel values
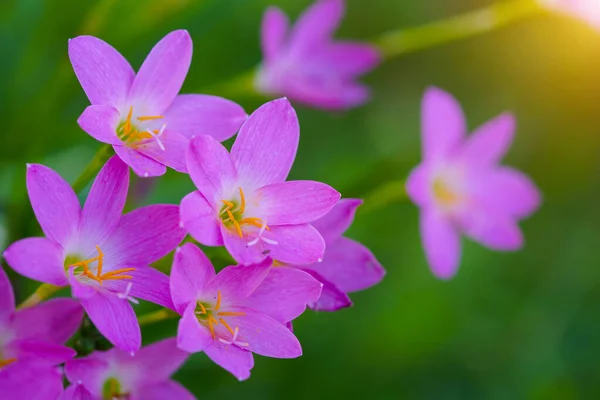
left=63, top=338, right=194, bottom=400
left=256, top=0, right=380, bottom=110
left=4, top=157, right=185, bottom=351
left=69, top=30, right=248, bottom=177
left=406, top=87, right=541, bottom=279
left=171, top=243, right=322, bottom=381
left=541, top=0, right=600, bottom=29
left=180, top=98, right=341, bottom=265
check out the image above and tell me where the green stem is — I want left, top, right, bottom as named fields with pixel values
left=138, top=308, right=179, bottom=326
left=375, top=0, right=543, bottom=59
left=71, top=144, right=113, bottom=193
left=360, top=180, right=406, bottom=214
left=17, top=283, right=63, bottom=309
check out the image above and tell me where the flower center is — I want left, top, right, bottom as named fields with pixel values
left=432, top=178, right=461, bottom=208
left=102, top=377, right=129, bottom=400
left=220, top=187, right=268, bottom=238
left=116, top=106, right=165, bottom=148
left=66, top=246, right=135, bottom=285
left=195, top=291, right=247, bottom=346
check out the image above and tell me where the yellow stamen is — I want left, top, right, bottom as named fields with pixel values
left=239, top=217, right=266, bottom=229
left=95, top=245, right=104, bottom=277
left=124, top=106, right=133, bottom=134
left=232, top=220, right=243, bottom=238
left=197, top=302, right=207, bottom=314
left=100, top=268, right=136, bottom=278
left=217, top=311, right=246, bottom=317
left=238, top=187, right=246, bottom=214
left=220, top=186, right=269, bottom=238
left=208, top=315, right=219, bottom=339
left=0, top=358, right=17, bottom=368
left=219, top=318, right=235, bottom=335
left=215, top=290, right=221, bottom=311
left=137, top=115, right=164, bottom=121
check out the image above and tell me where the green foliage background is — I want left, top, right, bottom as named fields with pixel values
left=2, top=0, right=600, bottom=398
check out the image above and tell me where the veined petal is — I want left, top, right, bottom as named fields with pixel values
left=68, top=35, right=134, bottom=106
left=257, top=181, right=340, bottom=225
left=113, top=145, right=167, bottom=178
left=13, top=298, right=83, bottom=344
left=137, top=131, right=189, bottom=173
left=422, top=87, right=466, bottom=162
left=421, top=208, right=461, bottom=279
left=77, top=105, right=122, bottom=145
left=65, top=358, right=109, bottom=397
left=137, top=381, right=196, bottom=400
left=129, top=30, right=192, bottom=113
left=0, top=361, right=64, bottom=400
left=131, top=338, right=189, bottom=381
left=231, top=98, right=299, bottom=190
left=267, top=224, right=326, bottom=265
left=311, top=198, right=362, bottom=244
left=171, top=243, right=216, bottom=313
left=327, top=41, right=381, bottom=77
left=180, top=191, right=223, bottom=247
left=164, top=94, right=247, bottom=141
left=261, top=7, right=289, bottom=63
left=204, top=341, right=254, bottom=381
left=460, top=113, right=515, bottom=166
left=4, top=238, right=67, bottom=286
left=301, top=269, right=352, bottom=311
left=104, top=266, right=175, bottom=310
left=177, top=303, right=212, bottom=353
left=289, top=0, right=344, bottom=56
left=0, top=267, right=15, bottom=321
left=207, top=259, right=271, bottom=302
left=26, top=164, right=80, bottom=247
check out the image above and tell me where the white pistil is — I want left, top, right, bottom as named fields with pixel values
left=117, top=282, right=139, bottom=304
left=146, top=124, right=166, bottom=151
left=248, top=220, right=278, bottom=247
left=218, top=327, right=249, bottom=347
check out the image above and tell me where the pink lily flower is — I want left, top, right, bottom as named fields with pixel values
left=171, top=243, right=322, bottom=381
left=180, top=98, right=341, bottom=265
left=406, top=87, right=541, bottom=279
left=1, top=361, right=66, bottom=400
left=69, top=30, right=248, bottom=177
left=541, top=0, right=600, bottom=29
left=4, top=157, right=185, bottom=351
left=256, top=0, right=380, bottom=110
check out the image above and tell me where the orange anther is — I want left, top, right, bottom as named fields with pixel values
left=219, top=318, right=235, bottom=335
left=137, top=115, right=164, bottom=121
left=217, top=311, right=246, bottom=317
left=215, top=290, right=221, bottom=311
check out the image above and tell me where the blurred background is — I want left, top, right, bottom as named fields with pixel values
left=2, top=0, right=600, bottom=398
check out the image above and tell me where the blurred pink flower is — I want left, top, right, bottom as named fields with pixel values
left=406, top=87, right=541, bottom=279
left=541, top=0, right=600, bottom=29
left=256, top=0, right=380, bottom=110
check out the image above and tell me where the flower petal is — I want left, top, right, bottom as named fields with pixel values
left=258, top=181, right=340, bottom=225
left=180, top=191, right=223, bottom=247
left=177, top=303, right=212, bottom=353
left=4, top=238, right=67, bottom=286
left=221, top=229, right=269, bottom=265
left=207, top=259, right=271, bottom=302
left=132, top=338, right=189, bottom=381
left=301, top=269, right=352, bottom=311
left=420, top=208, right=461, bottom=279
left=79, top=156, right=129, bottom=252
left=327, top=41, right=381, bottom=77
left=261, top=6, right=289, bottom=63
left=113, top=145, right=167, bottom=178
left=282, top=78, right=371, bottom=110
left=65, top=357, right=109, bottom=396
left=60, top=384, right=95, bottom=400
left=460, top=211, right=524, bottom=251
left=26, top=164, right=80, bottom=247
left=231, top=98, right=299, bottom=190
left=77, top=105, right=122, bottom=145
left=68, top=35, right=134, bottom=106
left=6, top=339, right=76, bottom=366
left=13, top=298, right=83, bottom=344
left=104, top=266, right=175, bottom=310
left=129, top=30, right=192, bottom=113
left=0, top=267, right=15, bottom=321
left=0, top=361, right=64, bottom=400
left=136, top=131, right=190, bottom=173
left=102, top=204, right=185, bottom=267
left=245, top=267, right=322, bottom=322
left=422, top=87, right=466, bottom=162
left=460, top=113, right=515, bottom=167
left=204, top=341, right=254, bottom=381
left=137, top=381, right=196, bottom=400
left=406, top=164, right=433, bottom=208
left=171, top=243, right=216, bottom=313
left=267, top=224, right=326, bottom=265
left=289, top=0, right=344, bottom=55
left=164, top=94, right=247, bottom=141
left=311, top=198, right=362, bottom=244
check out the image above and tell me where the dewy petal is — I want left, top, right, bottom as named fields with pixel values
left=186, top=135, right=237, bottom=205
left=0, top=361, right=64, bottom=400
left=311, top=198, right=362, bottom=244
left=177, top=303, right=212, bottom=353
left=80, top=291, right=141, bottom=352
left=136, top=381, right=196, bottom=400
left=113, top=145, right=167, bottom=178
left=77, top=105, right=122, bottom=145
left=422, top=87, right=466, bottom=162
left=244, top=267, right=322, bottom=323
left=328, top=41, right=381, bottom=77
left=420, top=208, right=461, bottom=280
left=406, top=164, right=433, bottom=208
left=267, top=224, right=326, bottom=265
left=104, top=266, right=175, bottom=310
left=261, top=6, right=289, bottom=63
left=180, top=191, right=223, bottom=247
left=207, top=259, right=271, bottom=302
left=4, top=238, right=67, bottom=286
left=65, top=357, right=109, bottom=397
left=129, top=30, right=192, bottom=113
left=289, top=0, right=344, bottom=55
left=301, top=268, right=352, bottom=312
left=102, top=204, right=185, bottom=267
left=13, top=298, right=83, bottom=344
left=136, top=131, right=190, bottom=173
left=79, top=156, right=129, bottom=252
left=460, top=113, right=515, bottom=166
left=257, top=181, right=340, bottom=225
left=231, top=98, right=299, bottom=190
left=204, top=341, right=254, bottom=381
left=460, top=210, right=524, bottom=251
left=68, top=35, right=134, bottom=106
left=0, top=267, right=15, bottom=320
left=132, top=338, right=189, bottom=382
left=171, top=243, right=216, bottom=314
left=26, top=163, right=80, bottom=247
left=164, top=94, right=247, bottom=141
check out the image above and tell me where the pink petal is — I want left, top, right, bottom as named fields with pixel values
left=104, top=266, right=174, bottom=310
left=289, top=0, right=344, bottom=56
left=328, top=41, right=381, bottom=77
left=460, top=113, right=515, bottom=166
left=132, top=338, right=189, bottom=381
left=6, top=339, right=76, bottom=365
left=136, top=381, right=196, bottom=400
left=80, top=291, right=141, bottom=352
left=177, top=303, right=212, bottom=353
left=282, top=78, right=371, bottom=110
left=422, top=87, right=466, bottom=162
left=460, top=211, right=524, bottom=251
left=60, top=384, right=95, bottom=400
left=164, top=94, right=247, bottom=141
left=258, top=180, right=340, bottom=225
left=0, top=267, right=15, bottom=321
left=129, top=30, right=192, bottom=113
left=0, top=361, right=64, bottom=400
left=180, top=191, right=223, bottom=247
left=4, top=238, right=67, bottom=286
left=26, top=164, right=80, bottom=247
left=311, top=198, right=362, bottom=244
left=231, top=98, right=299, bottom=190
left=267, top=224, right=326, bottom=265
left=245, top=267, right=322, bottom=322
left=113, top=145, right=167, bottom=178
left=13, top=298, right=83, bottom=344
left=204, top=341, right=254, bottom=381
left=171, top=243, right=216, bottom=313
left=186, top=135, right=237, bottom=205
left=136, top=131, right=189, bottom=173
left=301, top=269, right=352, bottom=311
left=406, top=164, right=433, bottom=208
left=420, top=208, right=461, bottom=279
left=77, top=105, right=122, bottom=145
left=221, top=230, right=270, bottom=265
left=79, top=156, right=129, bottom=252
left=65, top=358, right=109, bottom=396
left=261, top=7, right=289, bottom=63
left=207, top=260, right=271, bottom=302
left=101, top=204, right=185, bottom=267
left=68, top=35, right=134, bottom=106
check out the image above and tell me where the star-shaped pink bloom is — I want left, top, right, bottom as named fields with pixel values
left=407, top=87, right=541, bottom=279
left=69, top=30, right=248, bottom=177
left=256, top=0, right=380, bottom=110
